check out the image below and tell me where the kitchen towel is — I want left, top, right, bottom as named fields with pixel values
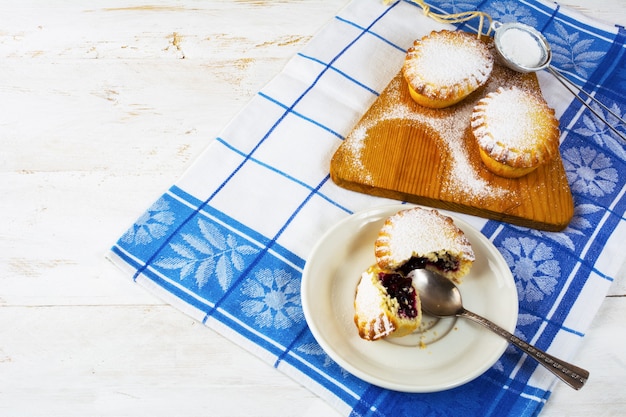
left=109, top=1, right=626, bottom=416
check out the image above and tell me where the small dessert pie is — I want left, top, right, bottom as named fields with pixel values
left=354, top=263, right=422, bottom=341
left=402, top=30, right=494, bottom=108
left=375, top=207, right=475, bottom=283
left=471, top=86, right=560, bottom=178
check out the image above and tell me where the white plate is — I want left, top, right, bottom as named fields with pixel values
left=301, top=204, right=518, bottom=393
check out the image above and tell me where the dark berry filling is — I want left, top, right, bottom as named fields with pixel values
left=378, top=272, right=418, bottom=319
left=397, top=254, right=459, bottom=276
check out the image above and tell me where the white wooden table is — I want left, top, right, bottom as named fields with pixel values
left=1, top=1, right=624, bottom=415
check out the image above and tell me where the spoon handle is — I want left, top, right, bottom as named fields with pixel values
left=460, top=309, right=589, bottom=390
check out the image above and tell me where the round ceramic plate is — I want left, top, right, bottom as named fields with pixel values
left=301, top=204, right=518, bottom=393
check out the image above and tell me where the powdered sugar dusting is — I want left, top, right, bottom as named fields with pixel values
left=342, top=75, right=508, bottom=199
left=404, top=32, right=492, bottom=88
left=379, top=207, right=474, bottom=266
left=499, top=28, right=544, bottom=68
left=474, top=87, right=542, bottom=150
left=344, top=124, right=372, bottom=183
left=354, top=269, right=395, bottom=339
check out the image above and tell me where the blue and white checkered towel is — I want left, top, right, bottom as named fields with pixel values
left=109, top=1, right=626, bottom=415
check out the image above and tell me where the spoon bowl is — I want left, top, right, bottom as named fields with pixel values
left=408, top=268, right=589, bottom=390
left=411, top=268, right=463, bottom=317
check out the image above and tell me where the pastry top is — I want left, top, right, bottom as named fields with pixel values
left=402, top=30, right=494, bottom=107
left=375, top=207, right=475, bottom=272
left=354, top=264, right=421, bottom=341
left=471, top=86, right=560, bottom=168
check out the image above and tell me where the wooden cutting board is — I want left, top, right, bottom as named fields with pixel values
left=330, top=62, right=574, bottom=231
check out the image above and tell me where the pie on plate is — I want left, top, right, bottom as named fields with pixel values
left=301, top=204, right=518, bottom=392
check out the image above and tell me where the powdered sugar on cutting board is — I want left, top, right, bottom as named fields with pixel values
left=343, top=75, right=509, bottom=200
left=343, top=124, right=373, bottom=183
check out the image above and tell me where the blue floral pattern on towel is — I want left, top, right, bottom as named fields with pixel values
left=486, top=0, right=538, bottom=26
left=154, top=218, right=259, bottom=291
left=547, top=22, right=605, bottom=78
left=573, top=105, right=626, bottom=160
left=241, top=268, right=303, bottom=329
left=563, top=147, right=619, bottom=196
left=121, top=198, right=175, bottom=245
left=500, top=237, right=560, bottom=303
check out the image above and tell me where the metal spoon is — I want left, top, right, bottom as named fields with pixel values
left=409, top=268, right=589, bottom=390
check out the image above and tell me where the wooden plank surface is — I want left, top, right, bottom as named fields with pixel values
left=1, top=1, right=625, bottom=416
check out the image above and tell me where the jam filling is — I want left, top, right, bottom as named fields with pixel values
left=378, top=272, right=418, bottom=319
left=397, top=254, right=459, bottom=276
